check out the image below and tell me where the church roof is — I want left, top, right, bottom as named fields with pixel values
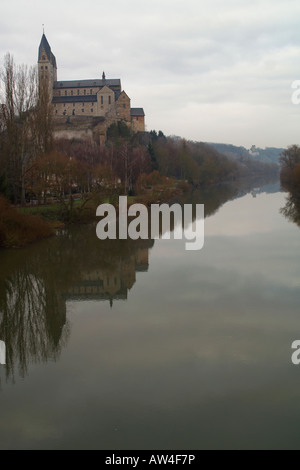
left=130, top=108, right=145, bottom=116
left=52, top=95, right=97, bottom=104
left=53, top=79, right=121, bottom=89
left=38, top=33, right=57, bottom=68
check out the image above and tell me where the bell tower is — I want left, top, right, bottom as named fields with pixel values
left=38, top=32, right=57, bottom=100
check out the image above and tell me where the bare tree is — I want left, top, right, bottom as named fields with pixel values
left=0, top=53, right=54, bottom=204
left=32, top=74, right=54, bottom=155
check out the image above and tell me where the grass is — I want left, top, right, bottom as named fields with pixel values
left=0, top=182, right=191, bottom=249
left=18, top=203, right=63, bottom=220
left=19, top=199, right=84, bottom=219
left=0, top=196, right=54, bottom=248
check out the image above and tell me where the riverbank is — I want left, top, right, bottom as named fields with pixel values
left=0, top=178, right=190, bottom=249
left=1, top=172, right=280, bottom=249
left=0, top=195, right=54, bottom=249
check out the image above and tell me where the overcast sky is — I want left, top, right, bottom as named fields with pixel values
left=1, top=0, right=300, bottom=149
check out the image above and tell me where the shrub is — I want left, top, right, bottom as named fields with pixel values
left=0, top=196, right=53, bottom=248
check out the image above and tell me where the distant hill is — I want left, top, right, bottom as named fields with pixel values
left=207, top=143, right=285, bottom=165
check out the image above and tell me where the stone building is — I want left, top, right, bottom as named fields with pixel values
left=38, top=33, right=145, bottom=136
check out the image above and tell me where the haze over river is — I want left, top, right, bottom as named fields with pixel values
left=1, top=177, right=300, bottom=450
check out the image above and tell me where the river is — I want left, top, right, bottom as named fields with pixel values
left=1, top=177, right=300, bottom=450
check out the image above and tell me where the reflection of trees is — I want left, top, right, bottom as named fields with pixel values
left=174, top=174, right=280, bottom=219
left=0, top=226, right=154, bottom=384
left=0, top=173, right=279, bottom=384
left=279, top=145, right=300, bottom=227
left=280, top=191, right=300, bottom=228
left=0, top=258, right=70, bottom=384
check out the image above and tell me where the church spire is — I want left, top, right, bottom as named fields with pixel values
left=38, top=32, right=57, bottom=69
left=38, top=32, right=57, bottom=97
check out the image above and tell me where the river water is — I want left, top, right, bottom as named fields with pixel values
left=1, top=177, right=300, bottom=450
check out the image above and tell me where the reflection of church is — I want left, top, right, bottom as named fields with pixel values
left=65, top=241, right=153, bottom=305
left=0, top=234, right=154, bottom=382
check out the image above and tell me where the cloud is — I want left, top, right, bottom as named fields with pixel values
left=1, top=0, right=300, bottom=146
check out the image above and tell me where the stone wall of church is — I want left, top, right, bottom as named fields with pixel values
left=116, top=92, right=131, bottom=121
left=38, top=47, right=56, bottom=99
left=96, top=86, right=115, bottom=116
left=53, top=87, right=99, bottom=98
left=53, top=100, right=97, bottom=117
left=131, top=115, right=145, bottom=133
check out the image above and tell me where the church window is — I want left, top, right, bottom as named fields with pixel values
left=123, top=104, right=126, bottom=108
left=91, top=108, right=93, bottom=112
left=84, top=90, right=86, bottom=95
left=82, top=108, right=84, bottom=113
left=109, top=96, right=111, bottom=104
left=101, top=96, right=103, bottom=105
left=71, top=90, right=73, bottom=95
left=42, top=55, right=46, bottom=60
left=65, top=90, right=67, bottom=95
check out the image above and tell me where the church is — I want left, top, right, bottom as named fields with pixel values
left=38, top=33, right=145, bottom=135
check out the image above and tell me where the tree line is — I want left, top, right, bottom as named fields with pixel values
left=279, top=145, right=300, bottom=229
left=0, top=53, right=279, bottom=214
left=279, top=144, right=300, bottom=191
left=0, top=53, right=53, bottom=205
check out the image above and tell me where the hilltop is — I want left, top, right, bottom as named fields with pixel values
left=207, top=142, right=284, bottom=165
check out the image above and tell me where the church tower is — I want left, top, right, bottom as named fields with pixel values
left=38, top=33, right=57, bottom=100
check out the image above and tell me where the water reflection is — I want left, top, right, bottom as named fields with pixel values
left=280, top=190, right=300, bottom=228
left=65, top=236, right=154, bottom=304
left=0, top=229, right=155, bottom=383
left=0, top=248, right=70, bottom=383
left=0, top=175, right=279, bottom=383
left=0, top=340, right=5, bottom=365
left=176, top=175, right=280, bottom=218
